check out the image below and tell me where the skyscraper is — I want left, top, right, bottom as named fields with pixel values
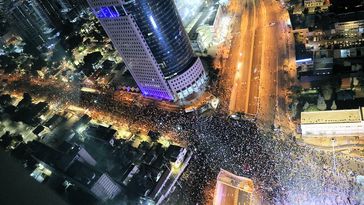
left=34, top=0, right=72, bottom=27
left=35, top=0, right=88, bottom=25
left=67, top=0, right=90, bottom=15
left=0, top=0, right=9, bottom=36
left=6, top=0, right=60, bottom=50
left=87, top=0, right=207, bottom=101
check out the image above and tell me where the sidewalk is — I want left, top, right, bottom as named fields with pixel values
left=297, top=136, right=364, bottom=157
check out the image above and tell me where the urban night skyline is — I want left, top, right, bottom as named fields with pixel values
left=0, top=0, right=364, bottom=205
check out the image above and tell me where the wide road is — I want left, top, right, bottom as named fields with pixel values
left=227, top=0, right=296, bottom=125
left=247, top=0, right=264, bottom=115
left=229, top=0, right=257, bottom=113
left=257, top=0, right=297, bottom=131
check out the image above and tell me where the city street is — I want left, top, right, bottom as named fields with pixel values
left=256, top=0, right=297, bottom=132
left=226, top=0, right=296, bottom=132
left=2, top=0, right=364, bottom=204
left=228, top=0, right=259, bottom=115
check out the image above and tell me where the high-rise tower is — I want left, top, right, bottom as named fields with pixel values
left=35, top=0, right=88, bottom=25
left=5, top=0, right=90, bottom=50
left=34, top=0, right=72, bottom=27
left=87, top=0, right=207, bottom=101
left=7, top=0, right=60, bottom=50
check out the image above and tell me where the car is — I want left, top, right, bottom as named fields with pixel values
left=269, top=22, right=276, bottom=26
left=229, top=112, right=244, bottom=120
left=229, top=114, right=240, bottom=120
left=198, top=104, right=211, bottom=114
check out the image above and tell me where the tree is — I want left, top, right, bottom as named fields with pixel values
left=63, top=34, right=83, bottom=51
left=291, top=101, right=299, bottom=119
left=83, top=51, right=102, bottom=65
left=101, top=60, right=113, bottom=71
left=353, top=77, right=359, bottom=87
left=303, top=101, right=309, bottom=111
left=306, top=105, right=320, bottom=112
left=23, top=93, right=32, bottom=102
left=317, top=95, right=327, bottom=111
left=290, top=85, right=302, bottom=94
left=0, top=94, right=12, bottom=107
left=0, top=55, right=17, bottom=73
left=331, top=100, right=337, bottom=110
left=31, top=57, right=46, bottom=71
left=321, top=84, right=333, bottom=101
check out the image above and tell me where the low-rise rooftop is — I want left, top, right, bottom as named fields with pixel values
left=301, top=107, right=364, bottom=124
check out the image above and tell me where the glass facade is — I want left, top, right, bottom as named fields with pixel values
left=88, top=0, right=207, bottom=101
left=124, top=0, right=195, bottom=78
left=8, top=0, right=59, bottom=49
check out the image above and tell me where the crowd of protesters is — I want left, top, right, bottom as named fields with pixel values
left=3, top=77, right=364, bottom=205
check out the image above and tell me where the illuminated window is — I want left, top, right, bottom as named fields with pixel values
left=149, top=16, right=158, bottom=29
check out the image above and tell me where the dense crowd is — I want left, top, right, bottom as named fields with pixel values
left=5, top=78, right=364, bottom=205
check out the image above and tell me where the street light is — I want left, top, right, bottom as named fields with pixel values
left=331, top=137, right=337, bottom=176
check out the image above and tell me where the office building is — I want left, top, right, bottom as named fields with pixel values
left=90, top=173, right=122, bottom=201
left=35, top=0, right=89, bottom=24
left=68, top=0, right=89, bottom=11
left=0, top=0, right=7, bottom=15
left=87, top=0, right=207, bottom=101
left=188, top=3, right=224, bottom=53
left=28, top=141, right=121, bottom=201
left=34, top=0, right=73, bottom=26
left=6, top=0, right=60, bottom=50
left=174, top=0, right=204, bottom=26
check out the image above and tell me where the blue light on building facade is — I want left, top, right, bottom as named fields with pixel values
left=87, top=0, right=207, bottom=101
left=142, top=88, right=174, bottom=101
left=96, top=6, right=120, bottom=18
